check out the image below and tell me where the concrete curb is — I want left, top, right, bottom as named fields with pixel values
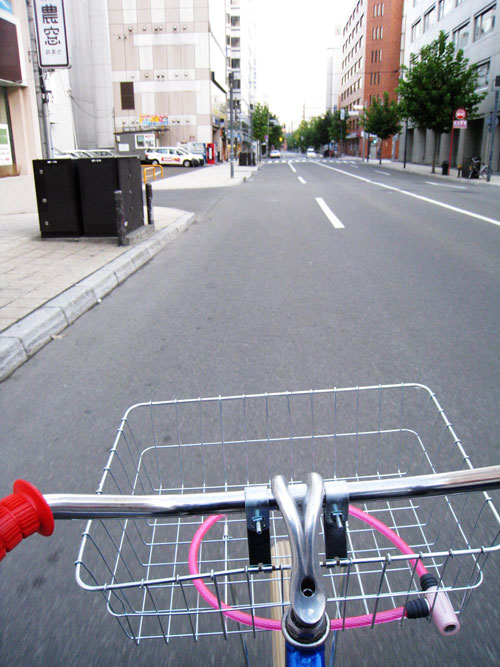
left=0, top=211, right=196, bottom=381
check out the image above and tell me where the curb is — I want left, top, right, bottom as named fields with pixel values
left=0, top=211, right=196, bottom=381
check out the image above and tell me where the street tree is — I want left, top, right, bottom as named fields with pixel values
left=329, top=110, right=349, bottom=153
left=252, top=103, right=282, bottom=155
left=397, top=31, right=485, bottom=173
left=360, top=92, right=401, bottom=164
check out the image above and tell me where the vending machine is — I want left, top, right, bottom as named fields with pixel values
left=206, top=143, right=215, bottom=165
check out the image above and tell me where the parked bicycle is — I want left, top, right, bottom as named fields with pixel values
left=468, top=157, right=492, bottom=180
left=2, top=384, right=500, bottom=666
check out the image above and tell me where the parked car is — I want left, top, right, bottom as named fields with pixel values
left=269, top=149, right=281, bottom=159
left=306, top=147, right=317, bottom=158
left=53, top=148, right=117, bottom=159
left=144, top=147, right=200, bottom=167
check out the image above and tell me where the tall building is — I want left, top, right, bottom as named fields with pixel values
left=226, top=0, right=256, bottom=153
left=340, top=0, right=404, bottom=157
left=401, top=0, right=500, bottom=169
left=326, top=25, right=343, bottom=112
left=108, top=0, right=228, bottom=158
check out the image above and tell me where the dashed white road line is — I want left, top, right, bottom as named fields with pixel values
left=375, top=170, right=390, bottom=175
left=298, top=176, right=307, bottom=185
left=425, top=181, right=466, bottom=190
left=289, top=162, right=297, bottom=174
left=315, top=197, right=345, bottom=229
left=317, top=162, right=500, bottom=228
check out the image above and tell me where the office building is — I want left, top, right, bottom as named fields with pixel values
left=401, top=0, right=499, bottom=169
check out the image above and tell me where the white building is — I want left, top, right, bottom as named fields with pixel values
left=401, top=0, right=500, bottom=169
left=226, top=0, right=256, bottom=152
left=108, top=0, right=228, bottom=159
left=326, top=25, right=344, bottom=112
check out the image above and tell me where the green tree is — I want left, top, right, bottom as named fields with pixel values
left=360, top=92, right=401, bottom=164
left=329, top=110, right=349, bottom=152
left=252, top=103, right=282, bottom=154
left=252, top=103, right=270, bottom=144
left=397, top=31, right=485, bottom=172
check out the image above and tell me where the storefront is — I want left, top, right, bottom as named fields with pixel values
left=0, top=8, right=43, bottom=213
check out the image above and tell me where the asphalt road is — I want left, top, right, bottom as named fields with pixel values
left=2, top=160, right=500, bottom=666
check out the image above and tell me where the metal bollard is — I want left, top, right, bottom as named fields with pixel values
left=114, top=190, right=127, bottom=247
left=145, top=183, right=154, bottom=225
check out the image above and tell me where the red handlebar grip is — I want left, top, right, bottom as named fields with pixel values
left=0, top=480, right=54, bottom=561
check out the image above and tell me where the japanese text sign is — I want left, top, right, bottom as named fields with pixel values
left=34, top=0, right=69, bottom=68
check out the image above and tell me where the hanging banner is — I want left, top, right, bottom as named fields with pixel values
left=34, top=0, right=69, bottom=68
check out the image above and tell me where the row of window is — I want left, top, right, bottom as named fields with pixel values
left=371, top=49, right=383, bottom=62
left=344, top=0, right=364, bottom=36
left=372, top=25, right=384, bottom=39
left=343, top=13, right=364, bottom=52
left=341, top=56, right=363, bottom=86
left=373, top=3, right=385, bottom=16
left=342, top=35, right=363, bottom=69
left=340, top=77, right=363, bottom=102
left=411, top=1, right=496, bottom=42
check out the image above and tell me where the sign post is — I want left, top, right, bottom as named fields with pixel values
left=448, top=108, right=467, bottom=175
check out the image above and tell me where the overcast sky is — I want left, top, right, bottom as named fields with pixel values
left=255, top=1, right=349, bottom=131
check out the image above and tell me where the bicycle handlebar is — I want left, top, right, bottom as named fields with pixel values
left=2, top=465, right=500, bottom=559
left=0, top=480, right=54, bottom=561
left=45, top=464, right=500, bottom=519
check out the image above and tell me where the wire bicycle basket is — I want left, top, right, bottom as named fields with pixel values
left=75, top=383, right=500, bottom=644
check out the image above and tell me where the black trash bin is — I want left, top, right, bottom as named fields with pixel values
left=33, top=159, right=83, bottom=237
left=78, top=157, right=144, bottom=236
left=442, top=161, right=449, bottom=176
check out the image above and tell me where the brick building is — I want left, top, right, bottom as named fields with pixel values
left=340, top=0, right=404, bottom=158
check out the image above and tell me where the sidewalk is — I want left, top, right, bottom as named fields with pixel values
left=353, top=157, right=500, bottom=185
left=0, top=162, right=257, bottom=381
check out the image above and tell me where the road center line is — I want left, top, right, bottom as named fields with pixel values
left=298, top=176, right=306, bottom=185
left=317, top=162, right=500, bottom=228
left=315, top=197, right=345, bottom=229
left=288, top=162, right=297, bottom=174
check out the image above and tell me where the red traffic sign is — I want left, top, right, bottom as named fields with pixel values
left=455, top=108, right=467, bottom=120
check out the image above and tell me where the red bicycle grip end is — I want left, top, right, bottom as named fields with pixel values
left=0, top=480, right=54, bottom=561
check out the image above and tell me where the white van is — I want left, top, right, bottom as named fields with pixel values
left=144, top=147, right=200, bottom=167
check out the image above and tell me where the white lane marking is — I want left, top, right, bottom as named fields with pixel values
left=315, top=197, right=345, bottom=229
left=317, top=163, right=500, bottom=228
left=375, top=170, right=390, bottom=175
left=289, top=162, right=297, bottom=173
left=425, top=181, right=466, bottom=190
left=298, top=176, right=307, bottom=185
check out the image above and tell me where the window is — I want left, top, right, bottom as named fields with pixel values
left=438, top=0, right=452, bottom=19
left=230, top=37, right=240, bottom=47
left=411, top=19, right=422, bottom=40
left=453, top=22, right=470, bottom=49
left=424, top=6, right=436, bottom=31
left=230, top=16, right=240, bottom=27
left=474, top=60, right=490, bottom=87
left=120, top=82, right=134, bottom=110
left=474, top=4, right=496, bottom=40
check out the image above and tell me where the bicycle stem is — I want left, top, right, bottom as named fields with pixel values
left=44, top=465, right=500, bottom=519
